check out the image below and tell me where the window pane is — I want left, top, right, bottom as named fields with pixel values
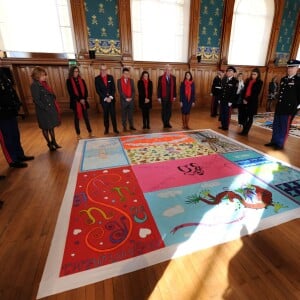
left=0, top=0, right=75, bottom=55
left=131, top=0, right=190, bottom=62
left=228, top=0, right=274, bottom=66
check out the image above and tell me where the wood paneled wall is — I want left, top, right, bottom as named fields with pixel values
left=0, top=60, right=289, bottom=115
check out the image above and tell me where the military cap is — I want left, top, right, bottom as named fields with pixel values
left=287, top=59, right=300, bottom=67
left=226, top=66, right=236, bottom=73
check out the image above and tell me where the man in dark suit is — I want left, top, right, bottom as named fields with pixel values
left=265, top=59, right=300, bottom=150
left=117, top=67, right=136, bottom=131
left=157, top=64, right=177, bottom=128
left=95, top=64, right=119, bottom=134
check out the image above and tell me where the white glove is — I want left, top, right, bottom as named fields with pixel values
left=228, top=102, right=232, bottom=107
left=297, top=104, right=300, bottom=109
left=158, top=98, right=161, bottom=103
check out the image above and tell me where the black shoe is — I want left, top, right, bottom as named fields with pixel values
left=218, top=127, right=228, bottom=131
left=264, top=142, right=275, bottom=147
left=130, top=126, right=136, bottom=130
left=104, top=130, right=109, bottom=135
left=142, top=125, right=146, bottom=129
left=147, top=126, right=150, bottom=129
left=123, top=126, right=128, bottom=132
left=19, top=155, right=35, bottom=161
left=274, top=145, right=284, bottom=150
left=114, top=130, right=119, bottom=134
left=0, top=200, right=4, bottom=209
left=47, top=143, right=56, bottom=151
left=52, top=141, right=62, bottom=149
left=238, top=132, right=247, bottom=136
left=0, top=175, right=6, bottom=180
left=167, top=124, right=172, bottom=128
left=9, top=161, right=28, bottom=168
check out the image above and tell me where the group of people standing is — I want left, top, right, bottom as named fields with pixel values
left=0, top=63, right=197, bottom=170
left=0, top=60, right=299, bottom=171
left=210, top=59, right=300, bottom=150
left=91, top=63, right=195, bottom=134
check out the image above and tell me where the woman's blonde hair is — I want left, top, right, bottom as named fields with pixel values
left=31, top=66, right=47, bottom=80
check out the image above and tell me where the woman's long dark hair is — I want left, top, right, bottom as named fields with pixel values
left=184, top=71, right=193, bottom=81
left=139, top=71, right=150, bottom=80
left=68, top=66, right=79, bottom=78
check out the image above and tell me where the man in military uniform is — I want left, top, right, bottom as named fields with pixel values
left=265, top=59, right=300, bottom=150
left=210, top=70, right=224, bottom=117
left=218, top=66, right=238, bottom=130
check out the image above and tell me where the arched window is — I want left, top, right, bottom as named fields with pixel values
left=228, top=0, right=274, bottom=66
left=0, top=0, right=75, bottom=58
left=130, top=0, right=190, bottom=62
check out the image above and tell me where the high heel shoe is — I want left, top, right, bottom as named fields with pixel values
left=51, top=141, right=62, bottom=149
left=47, top=142, right=56, bottom=151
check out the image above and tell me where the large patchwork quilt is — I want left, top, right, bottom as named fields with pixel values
left=37, top=129, right=300, bottom=298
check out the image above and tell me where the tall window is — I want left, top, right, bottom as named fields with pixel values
left=131, top=0, right=190, bottom=62
left=0, top=0, right=75, bottom=57
left=228, top=0, right=274, bottom=66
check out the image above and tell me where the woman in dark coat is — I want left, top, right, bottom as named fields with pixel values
left=30, top=66, right=61, bottom=151
left=137, top=71, right=153, bottom=129
left=66, top=66, right=93, bottom=139
left=180, top=71, right=195, bottom=129
left=238, top=68, right=263, bottom=136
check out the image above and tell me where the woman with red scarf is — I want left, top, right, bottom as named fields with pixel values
left=30, top=67, right=61, bottom=151
left=180, top=71, right=195, bottom=129
left=138, top=71, right=153, bottom=129
left=238, top=68, right=263, bottom=136
left=66, top=66, right=93, bottom=140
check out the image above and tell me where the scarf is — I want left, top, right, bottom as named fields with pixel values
left=143, top=78, right=149, bottom=99
left=70, top=77, right=86, bottom=119
left=121, top=76, right=132, bottom=98
left=70, top=76, right=85, bottom=98
left=184, top=79, right=193, bottom=102
left=245, top=79, right=256, bottom=98
left=39, top=80, right=61, bottom=115
left=161, top=73, right=174, bottom=101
